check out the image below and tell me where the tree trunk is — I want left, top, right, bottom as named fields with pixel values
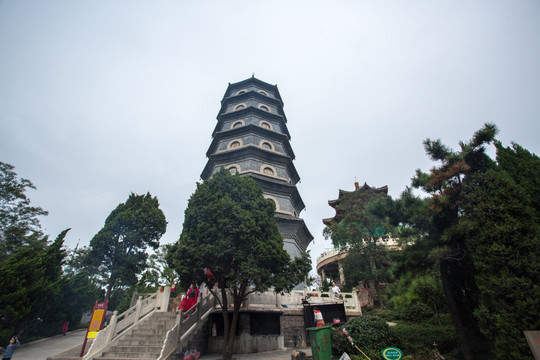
left=373, top=277, right=385, bottom=310
left=220, top=288, right=231, bottom=360
left=433, top=300, right=442, bottom=327
left=104, top=274, right=116, bottom=302
left=440, top=260, right=473, bottom=360
left=222, top=288, right=246, bottom=360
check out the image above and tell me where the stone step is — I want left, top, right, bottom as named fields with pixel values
left=117, top=338, right=164, bottom=346
left=101, top=350, right=161, bottom=358
left=129, top=328, right=170, bottom=336
left=124, top=331, right=165, bottom=338
left=98, top=357, right=156, bottom=360
left=108, top=345, right=163, bottom=353
left=135, top=323, right=176, bottom=330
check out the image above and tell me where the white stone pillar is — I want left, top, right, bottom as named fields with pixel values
left=158, top=286, right=171, bottom=312
left=339, top=262, right=345, bottom=284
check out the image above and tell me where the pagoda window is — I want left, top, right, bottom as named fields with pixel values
left=236, top=90, right=247, bottom=95
left=234, top=104, right=246, bottom=111
left=232, top=120, right=244, bottom=129
left=258, top=90, right=268, bottom=96
left=260, top=121, right=272, bottom=130
left=264, top=195, right=279, bottom=211
left=228, top=165, right=239, bottom=175
left=259, top=104, right=270, bottom=112
left=263, top=167, right=275, bottom=176
left=229, top=140, right=241, bottom=149
left=261, top=141, right=272, bottom=150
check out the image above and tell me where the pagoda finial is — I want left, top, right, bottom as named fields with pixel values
left=252, top=72, right=255, bottom=78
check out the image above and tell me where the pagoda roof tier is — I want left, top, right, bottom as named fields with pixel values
left=249, top=173, right=306, bottom=213
left=223, top=76, right=284, bottom=104
left=324, top=182, right=388, bottom=225
left=206, top=124, right=295, bottom=159
left=219, top=90, right=286, bottom=122
left=213, top=107, right=291, bottom=139
left=276, top=215, right=314, bottom=253
left=201, top=146, right=300, bottom=183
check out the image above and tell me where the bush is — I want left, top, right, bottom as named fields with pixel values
left=393, top=323, right=459, bottom=358
left=399, top=302, right=434, bottom=322
left=331, top=316, right=400, bottom=359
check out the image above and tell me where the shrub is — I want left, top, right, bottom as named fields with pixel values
left=331, top=316, right=400, bottom=359
left=399, top=302, right=434, bottom=322
left=392, top=323, right=459, bottom=358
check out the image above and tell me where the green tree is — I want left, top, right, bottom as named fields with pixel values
left=392, top=272, right=446, bottom=324
left=0, top=229, right=68, bottom=343
left=460, top=142, right=540, bottom=359
left=85, top=193, right=167, bottom=301
left=411, top=123, right=498, bottom=360
left=60, top=246, right=103, bottom=324
left=137, top=244, right=177, bottom=293
left=0, top=161, right=48, bottom=258
left=168, top=169, right=310, bottom=360
left=323, top=187, right=394, bottom=309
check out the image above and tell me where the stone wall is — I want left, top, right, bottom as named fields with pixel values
left=282, top=311, right=308, bottom=349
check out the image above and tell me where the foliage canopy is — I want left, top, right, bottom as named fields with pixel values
left=168, top=168, right=310, bottom=360
left=85, top=192, right=167, bottom=301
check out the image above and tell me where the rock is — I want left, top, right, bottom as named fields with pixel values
left=291, top=350, right=306, bottom=360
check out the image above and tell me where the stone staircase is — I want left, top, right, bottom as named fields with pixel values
left=96, top=312, right=177, bottom=360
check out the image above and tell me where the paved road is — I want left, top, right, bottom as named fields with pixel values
left=12, top=330, right=86, bottom=360
left=11, top=331, right=311, bottom=360
left=199, top=348, right=312, bottom=360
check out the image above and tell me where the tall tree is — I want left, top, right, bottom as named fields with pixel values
left=460, top=142, right=540, bottom=359
left=85, top=193, right=167, bottom=301
left=168, top=169, right=310, bottom=360
left=411, top=123, right=497, bottom=360
left=323, top=187, right=394, bottom=309
left=0, top=161, right=48, bottom=258
left=137, top=244, right=177, bottom=293
left=0, top=229, right=68, bottom=343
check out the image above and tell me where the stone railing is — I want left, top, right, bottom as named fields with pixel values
left=316, top=246, right=350, bottom=264
left=158, top=289, right=215, bottom=360
left=243, top=287, right=361, bottom=313
left=83, top=287, right=170, bottom=360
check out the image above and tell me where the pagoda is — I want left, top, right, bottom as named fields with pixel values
left=201, top=76, right=313, bottom=258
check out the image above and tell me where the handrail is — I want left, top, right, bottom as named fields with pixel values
left=83, top=288, right=168, bottom=360
left=158, top=289, right=215, bottom=360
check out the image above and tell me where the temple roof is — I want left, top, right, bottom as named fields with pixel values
left=223, top=76, right=284, bottom=104
left=323, top=182, right=389, bottom=225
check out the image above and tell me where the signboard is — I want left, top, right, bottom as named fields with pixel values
left=524, top=331, right=540, bottom=360
left=80, top=300, right=108, bottom=357
left=381, top=347, right=403, bottom=360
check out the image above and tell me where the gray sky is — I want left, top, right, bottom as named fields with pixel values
left=1, top=1, right=539, bottom=270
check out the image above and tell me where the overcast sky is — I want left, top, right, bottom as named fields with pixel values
left=1, top=1, right=539, bottom=271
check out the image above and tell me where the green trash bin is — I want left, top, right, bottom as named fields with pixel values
left=306, top=326, right=332, bottom=360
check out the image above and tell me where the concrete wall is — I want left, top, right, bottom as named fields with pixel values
left=206, top=313, right=284, bottom=354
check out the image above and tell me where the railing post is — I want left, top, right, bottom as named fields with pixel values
left=275, top=292, right=282, bottom=309
left=106, top=311, right=119, bottom=343
left=353, top=289, right=361, bottom=314
left=176, top=312, right=183, bottom=343
left=134, top=296, right=143, bottom=324
left=158, top=286, right=171, bottom=312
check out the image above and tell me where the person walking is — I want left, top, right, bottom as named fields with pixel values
left=0, top=336, right=21, bottom=360
left=332, top=281, right=342, bottom=299
left=62, top=320, right=70, bottom=335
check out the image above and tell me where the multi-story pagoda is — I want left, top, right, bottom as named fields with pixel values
left=201, top=76, right=313, bottom=258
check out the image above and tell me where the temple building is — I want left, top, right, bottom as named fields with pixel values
left=318, top=181, right=398, bottom=286
left=201, top=76, right=313, bottom=259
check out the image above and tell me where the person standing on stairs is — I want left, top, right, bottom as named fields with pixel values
left=177, top=283, right=200, bottom=317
